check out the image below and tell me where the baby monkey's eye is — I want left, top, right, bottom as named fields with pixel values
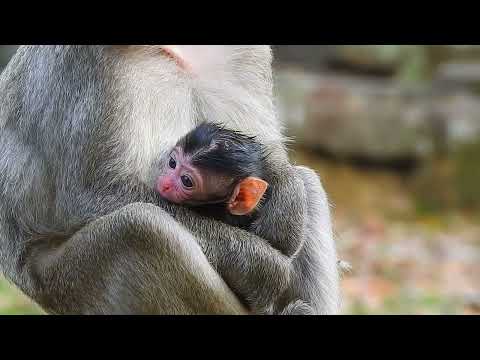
left=168, top=157, right=176, bottom=169
left=181, top=175, right=194, bottom=188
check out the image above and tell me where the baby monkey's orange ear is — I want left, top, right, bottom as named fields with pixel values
left=227, top=177, right=269, bottom=216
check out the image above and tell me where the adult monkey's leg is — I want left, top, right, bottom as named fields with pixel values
left=26, top=203, right=247, bottom=315
left=297, top=165, right=340, bottom=314
left=274, top=165, right=341, bottom=315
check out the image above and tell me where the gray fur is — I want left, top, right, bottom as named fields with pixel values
left=0, top=45, right=340, bottom=314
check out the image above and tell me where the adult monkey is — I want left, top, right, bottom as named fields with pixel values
left=0, top=45, right=340, bottom=314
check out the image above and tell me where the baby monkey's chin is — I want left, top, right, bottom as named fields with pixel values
left=155, top=186, right=183, bottom=204
left=157, top=190, right=184, bottom=204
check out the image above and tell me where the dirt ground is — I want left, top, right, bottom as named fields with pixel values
left=292, top=147, right=480, bottom=314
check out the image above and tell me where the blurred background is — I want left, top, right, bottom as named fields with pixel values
left=0, top=45, right=479, bottom=315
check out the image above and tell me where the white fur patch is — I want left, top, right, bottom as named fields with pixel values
left=116, top=45, right=283, bottom=184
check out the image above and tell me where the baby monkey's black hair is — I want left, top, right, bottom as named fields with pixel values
left=178, top=122, right=268, bottom=181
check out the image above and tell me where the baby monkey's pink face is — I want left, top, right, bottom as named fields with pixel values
left=156, top=147, right=208, bottom=204
left=156, top=147, right=269, bottom=216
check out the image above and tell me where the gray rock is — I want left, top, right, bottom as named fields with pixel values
left=433, top=92, right=480, bottom=151
left=275, top=67, right=480, bottom=161
left=435, top=62, right=480, bottom=91
left=275, top=68, right=435, bottom=161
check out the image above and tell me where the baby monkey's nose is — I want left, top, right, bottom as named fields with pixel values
left=161, top=178, right=172, bottom=192
left=156, top=176, right=172, bottom=195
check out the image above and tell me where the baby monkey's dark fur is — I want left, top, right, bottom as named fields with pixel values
left=181, top=121, right=267, bottom=181
left=177, top=122, right=271, bottom=229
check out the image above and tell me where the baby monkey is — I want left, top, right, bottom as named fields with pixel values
left=156, top=122, right=313, bottom=315
left=157, top=122, right=269, bottom=227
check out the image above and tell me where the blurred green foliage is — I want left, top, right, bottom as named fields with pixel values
left=337, top=45, right=430, bottom=83
left=366, top=45, right=430, bottom=83
left=413, top=140, right=480, bottom=216
left=453, top=140, right=480, bottom=210
left=0, top=277, right=44, bottom=315
left=350, top=291, right=461, bottom=315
